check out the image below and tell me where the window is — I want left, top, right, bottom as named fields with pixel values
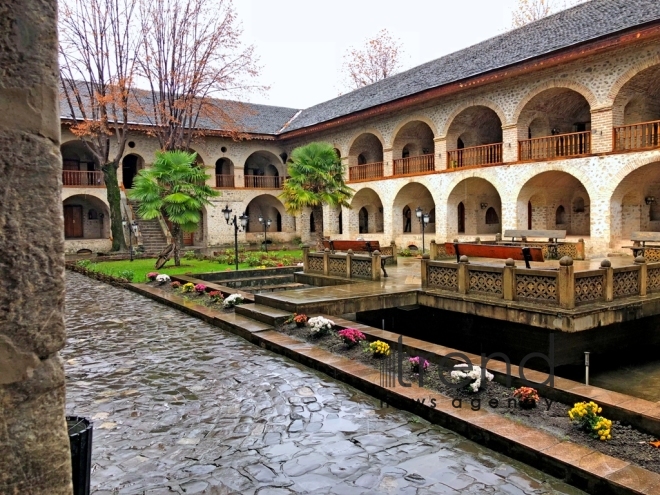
left=309, top=212, right=315, bottom=232
left=357, top=154, right=366, bottom=165
left=556, top=205, right=567, bottom=224
left=458, top=202, right=465, bottom=233
left=485, top=207, right=499, bottom=225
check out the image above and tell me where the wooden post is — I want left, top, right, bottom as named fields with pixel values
left=421, top=256, right=429, bottom=287
left=323, top=248, right=330, bottom=276
left=601, top=259, right=614, bottom=302
left=636, top=255, right=647, bottom=296
left=372, top=250, right=382, bottom=281
left=458, top=255, right=469, bottom=294
left=430, top=240, right=437, bottom=260
left=302, top=245, right=310, bottom=272
left=346, top=249, right=353, bottom=279
left=390, top=240, right=397, bottom=265
left=558, top=256, right=575, bottom=309
left=503, top=258, right=515, bottom=301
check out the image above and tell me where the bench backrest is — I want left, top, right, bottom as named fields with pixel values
left=444, top=242, right=545, bottom=262
left=322, top=240, right=381, bottom=252
left=631, top=231, right=660, bottom=243
left=504, top=229, right=566, bottom=240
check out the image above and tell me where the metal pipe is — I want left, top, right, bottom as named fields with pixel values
left=584, top=351, right=590, bottom=385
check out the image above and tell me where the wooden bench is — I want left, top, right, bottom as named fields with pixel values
left=623, top=231, right=660, bottom=257
left=444, top=242, right=545, bottom=269
left=502, top=229, right=566, bottom=259
left=322, top=240, right=392, bottom=277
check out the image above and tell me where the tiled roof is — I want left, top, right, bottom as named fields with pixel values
left=60, top=0, right=660, bottom=136
left=284, top=0, right=660, bottom=132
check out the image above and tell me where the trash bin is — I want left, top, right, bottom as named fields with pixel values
left=67, top=416, right=93, bottom=495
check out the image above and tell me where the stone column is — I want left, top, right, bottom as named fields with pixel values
left=590, top=106, right=614, bottom=154
left=0, top=1, right=73, bottom=494
left=433, top=137, right=447, bottom=170
left=383, top=148, right=394, bottom=177
left=501, top=124, right=518, bottom=163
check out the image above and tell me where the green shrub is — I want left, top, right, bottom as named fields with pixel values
left=399, top=248, right=414, bottom=257
left=76, top=259, right=92, bottom=268
left=116, top=269, right=134, bottom=282
left=183, top=250, right=196, bottom=260
left=244, top=253, right=263, bottom=267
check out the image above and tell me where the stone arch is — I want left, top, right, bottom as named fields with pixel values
left=442, top=99, right=507, bottom=136
left=185, top=205, right=208, bottom=246
left=608, top=55, right=660, bottom=103
left=516, top=171, right=590, bottom=235
left=349, top=187, right=384, bottom=235
left=610, top=161, right=660, bottom=247
left=214, top=158, right=235, bottom=187
left=611, top=62, right=660, bottom=130
left=391, top=120, right=436, bottom=174
left=244, top=150, right=284, bottom=188
left=121, top=153, right=144, bottom=189
left=445, top=106, right=504, bottom=168
left=390, top=115, right=438, bottom=145
left=348, top=132, right=384, bottom=165
left=347, top=129, right=385, bottom=154
left=393, top=182, right=435, bottom=236
left=513, top=80, right=598, bottom=124
left=61, top=140, right=102, bottom=186
left=447, top=178, right=502, bottom=237
left=187, top=148, right=205, bottom=166
left=62, top=194, right=110, bottom=239
left=245, top=194, right=292, bottom=233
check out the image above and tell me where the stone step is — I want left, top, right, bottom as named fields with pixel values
left=234, top=303, right=292, bottom=326
left=212, top=308, right=272, bottom=338
left=245, top=283, right=307, bottom=294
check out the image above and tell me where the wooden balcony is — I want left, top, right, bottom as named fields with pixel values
left=348, top=162, right=384, bottom=182
left=393, top=154, right=435, bottom=176
left=215, top=174, right=235, bottom=188
left=447, top=143, right=503, bottom=169
left=613, top=119, right=660, bottom=152
left=62, top=170, right=105, bottom=187
left=519, top=131, right=591, bottom=161
left=244, top=175, right=283, bottom=189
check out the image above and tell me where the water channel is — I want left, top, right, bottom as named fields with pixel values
left=64, top=272, right=584, bottom=494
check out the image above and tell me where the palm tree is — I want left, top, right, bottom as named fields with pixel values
left=280, top=142, right=353, bottom=247
left=128, top=150, right=219, bottom=266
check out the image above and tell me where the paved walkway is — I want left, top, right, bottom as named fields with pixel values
left=64, top=272, right=583, bottom=494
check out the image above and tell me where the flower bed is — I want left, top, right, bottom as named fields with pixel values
left=275, top=319, right=660, bottom=474
left=145, top=278, right=241, bottom=312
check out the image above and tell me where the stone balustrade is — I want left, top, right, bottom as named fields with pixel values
left=302, top=246, right=381, bottom=281
left=429, top=238, right=586, bottom=261
left=422, top=255, right=656, bottom=309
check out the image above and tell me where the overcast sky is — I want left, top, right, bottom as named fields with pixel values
left=235, top=0, right=521, bottom=109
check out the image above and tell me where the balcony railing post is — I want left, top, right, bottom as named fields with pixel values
left=323, top=248, right=330, bottom=276
left=421, top=257, right=428, bottom=287
left=372, top=250, right=382, bottom=281
left=458, top=255, right=469, bottom=295
left=302, top=245, right=310, bottom=272
left=636, top=256, right=647, bottom=297
left=503, top=258, right=515, bottom=301
left=558, top=256, right=575, bottom=310
left=346, top=249, right=353, bottom=278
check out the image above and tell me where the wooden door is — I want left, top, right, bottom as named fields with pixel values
left=457, top=202, right=465, bottom=233
left=528, top=201, right=533, bottom=229
left=64, top=205, right=83, bottom=238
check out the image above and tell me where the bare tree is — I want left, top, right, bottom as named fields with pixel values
left=339, top=29, right=405, bottom=92
left=511, top=0, right=588, bottom=28
left=59, top=0, right=141, bottom=251
left=136, top=0, right=263, bottom=151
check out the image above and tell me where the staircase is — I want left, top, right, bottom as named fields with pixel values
left=128, top=200, right=169, bottom=255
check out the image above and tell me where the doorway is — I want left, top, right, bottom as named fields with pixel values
left=64, top=205, right=83, bottom=238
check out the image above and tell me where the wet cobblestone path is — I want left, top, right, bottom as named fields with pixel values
left=64, top=272, right=584, bottom=495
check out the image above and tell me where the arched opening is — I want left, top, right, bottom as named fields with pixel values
left=244, top=151, right=283, bottom=188
left=446, top=106, right=503, bottom=168
left=334, top=148, right=341, bottom=159
left=448, top=178, right=501, bottom=237
left=517, top=171, right=590, bottom=236
left=121, top=154, right=144, bottom=189
left=214, top=158, right=235, bottom=188
left=245, top=194, right=291, bottom=233
left=610, top=162, right=660, bottom=248
left=518, top=88, right=591, bottom=160
left=393, top=183, right=436, bottom=237
left=310, top=211, right=316, bottom=233
left=613, top=65, right=660, bottom=151
left=349, top=188, right=384, bottom=236
left=392, top=121, right=435, bottom=175
left=339, top=211, right=343, bottom=234
left=62, top=195, right=110, bottom=239
left=348, top=133, right=384, bottom=181
left=61, top=141, right=102, bottom=186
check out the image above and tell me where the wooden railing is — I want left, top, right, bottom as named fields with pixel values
left=613, top=119, right=660, bottom=151
left=348, top=162, right=384, bottom=182
left=62, top=170, right=105, bottom=187
left=393, top=154, right=435, bottom=176
left=447, top=143, right=502, bottom=169
left=244, top=175, right=283, bottom=189
left=519, top=131, right=591, bottom=161
left=215, top=174, right=235, bottom=188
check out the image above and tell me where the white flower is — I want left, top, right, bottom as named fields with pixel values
left=308, top=316, right=334, bottom=335
left=223, top=293, right=244, bottom=308
left=450, top=364, right=493, bottom=392
left=155, top=274, right=171, bottom=284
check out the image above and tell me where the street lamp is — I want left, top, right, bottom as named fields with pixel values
left=122, top=218, right=139, bottom=261
left=415, top=206, right=430, bottom=255
left=222, top=204, right=249, bottom=270
left=258, top=215, right=272, bottom=253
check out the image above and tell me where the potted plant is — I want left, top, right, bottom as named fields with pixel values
left=513, top=386, right=539, bottom=409
left=450, top=364, right=493, bottom=393
left=338, top=328, right=366, bottom=347
left=409, top=356, right=430, bottom=373
left=308, top=316, right=334, bottom=337
left=366, top=340, right=390, bottom=357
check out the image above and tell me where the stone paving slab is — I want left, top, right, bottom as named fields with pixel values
left=64, top=272, right=584, bottom=495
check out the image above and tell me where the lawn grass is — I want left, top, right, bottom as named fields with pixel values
left=83, top=249, right=303, bottom=282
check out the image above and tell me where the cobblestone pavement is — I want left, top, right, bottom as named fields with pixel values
left=64, top=272, right=584, bottom=495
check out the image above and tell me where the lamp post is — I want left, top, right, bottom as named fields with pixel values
left=122, top=218, right=139, bottom=261
left=258, top=215, right=272, bottom=253
left=222, top=204, right=249, bottom=270
left=415, top=206, right=430, bottom=255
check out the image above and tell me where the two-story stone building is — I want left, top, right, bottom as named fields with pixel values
left=61, top=0, right=660, bottom=257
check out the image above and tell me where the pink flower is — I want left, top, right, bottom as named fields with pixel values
left=338, top=328, right=366, bottom=346
left=409, top=356, right=430, bottom=372
left=194, top=283, right=206, bottom=293
left=147, top=272, right=159, bottom=281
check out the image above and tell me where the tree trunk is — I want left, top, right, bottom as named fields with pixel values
left=103, top=162, right=127, bottom=251
left=171, top=223, right=183, bottom=266
left=315, top=206, right=325, bottom=250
